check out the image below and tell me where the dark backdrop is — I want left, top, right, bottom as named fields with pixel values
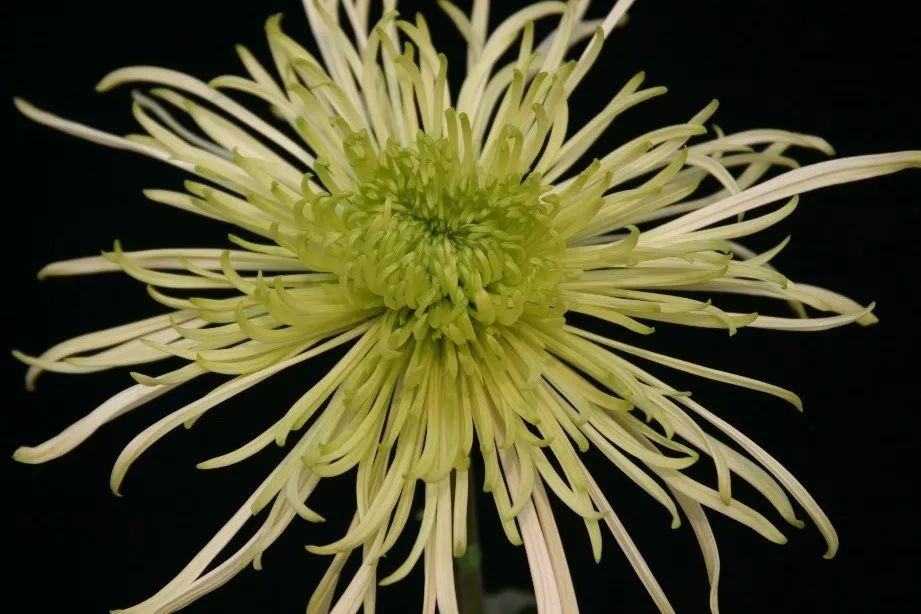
left=4, top=1, right=920, bottom=613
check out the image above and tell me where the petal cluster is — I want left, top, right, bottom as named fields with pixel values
left=14, top=1, right=920, bottom=613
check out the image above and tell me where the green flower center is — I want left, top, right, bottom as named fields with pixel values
left=313, top=131, right=566, bottom=344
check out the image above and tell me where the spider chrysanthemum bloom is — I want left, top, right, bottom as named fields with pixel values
left=12, top=0, right=920, bottom=612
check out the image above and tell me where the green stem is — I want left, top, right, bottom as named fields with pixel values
left=455, top=472, right=485, bottom=614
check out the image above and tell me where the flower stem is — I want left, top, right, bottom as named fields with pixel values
left=455, top=472, right=485, bottom=614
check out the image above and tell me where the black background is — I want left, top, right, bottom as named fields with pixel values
left=4, top=1, right=920, bottom=613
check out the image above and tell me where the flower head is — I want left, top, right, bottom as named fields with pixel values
left=13, top=1, right=921, bottom=612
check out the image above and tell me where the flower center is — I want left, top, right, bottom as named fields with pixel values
left=313, top=131, right=565, bottom=344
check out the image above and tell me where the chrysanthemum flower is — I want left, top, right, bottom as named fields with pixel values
left=13, top=0, right=920, bottom=612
